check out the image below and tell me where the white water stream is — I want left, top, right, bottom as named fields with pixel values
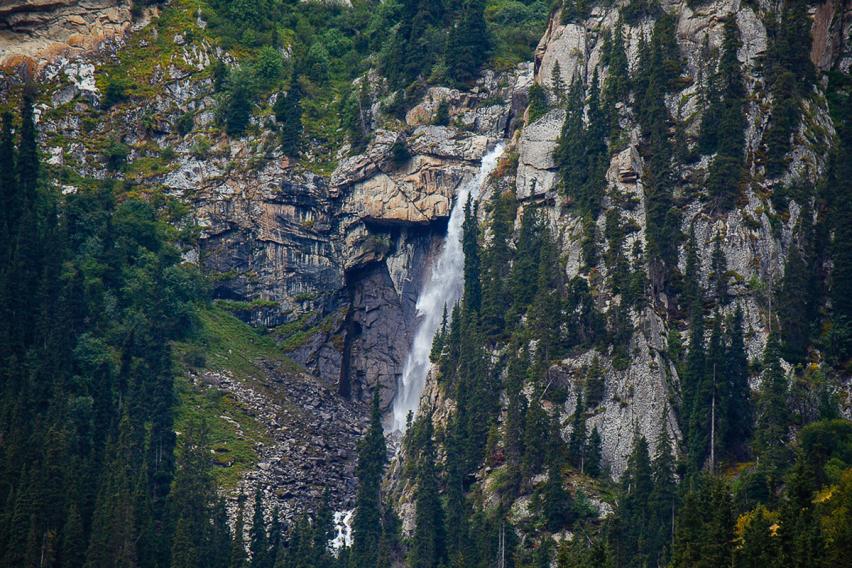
left=390, top=143, right=505, bottom=432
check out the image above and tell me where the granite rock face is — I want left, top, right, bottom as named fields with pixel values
left=0, top=0, right=137, bottom=68
left=389, top=0, right=850, bottom=532
left=7, top=0, right=850, bottom=534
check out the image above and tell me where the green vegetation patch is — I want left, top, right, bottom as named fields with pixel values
left=174, top=374, right=268, bottom=490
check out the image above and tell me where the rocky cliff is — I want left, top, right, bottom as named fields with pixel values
left=2, top=0, right=850, bottom=535
left=387, top=0, right=852, bottom=535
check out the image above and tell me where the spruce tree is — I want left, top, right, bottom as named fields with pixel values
left=462, top=194, right=481, bottom=314
left=703, top=19, right=746, bottom=210
left=503, top=346, right=529, bottom=491
left=224, top=82, right=252, bottom=137
left=543, top=417, right=571, bottom=532
left=649, top=420, right=677, bottom=566
left=710, top=233, right=729, bottom=306
left=611, top=434, right=653, bottom=567
left=230, top=496, right=248, bottom=568
left=276, top=71, right=302, bottom=157
left=682, top=300, right=705, bottom=442
left=687, top=314, right=722, bottom=472
left=584, top=356, right=605, bottom=408
left=755, top=335, right=792, bottom=489
left=350, top=391, right=386, bottom=568
left=480, top=190, right=516, bottom=339
left=603, top=16, right=628, bottom=136
left=670, top=475, right=734, bottom=568
left=447, top=0, right=491, bottom=85
left=723, top=306, right=752, bottom=460
left=249, top=489, right=268, bottom=568
left=523, top=363, right=550, bottom=477
left=585, top=427, right=602, bottom=479
left=508, top=207, right=542, bottom=316
left=567, top=394, right=587, bottom=471
left=528, top=225, right=562, bottom=359
left=411, top=417, right=446, bottom=568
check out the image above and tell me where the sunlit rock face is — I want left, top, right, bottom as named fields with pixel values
left=0, top=0, right=136, bottom=69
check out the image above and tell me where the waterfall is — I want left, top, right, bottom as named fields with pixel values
left=391, top=143, right=505, bottom=432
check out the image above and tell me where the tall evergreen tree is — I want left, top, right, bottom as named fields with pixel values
left=567, top=394, right=587, bottom=471
left=610, top=434, right=653, bottom=567
left=411, top=417, right=446, bottom=568
left=543, top=416, right=571, bottom=532
left=446, top=0, right=491, bottom=85
left=350, top=391, right=387, bottom=568
left=754, top=335, right=792, bottom=489
left=462, top=194, right=481, bottom=315
left=249, top=489, right=269, bottom=568
left=703, top=19, right=746, bottom=210
left=275, top=70, right=303, bottom=157
left=585, top=427, right=602, bottom=479
left=723, top=306, right=752, bottom=460
left=649, top=420, right=677, bottom=566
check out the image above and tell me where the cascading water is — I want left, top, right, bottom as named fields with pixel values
left=391, top=143, right=505, bottom=432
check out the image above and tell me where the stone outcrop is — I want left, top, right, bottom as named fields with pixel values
left=0, top=0, right=137, bottom=69
left=388, top=0, right=850, bottom=535
left=8, top=0, right=849, bottom=536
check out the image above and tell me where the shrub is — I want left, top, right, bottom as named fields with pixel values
left=527, top=82, right=549, bottom=123
left=434, top=100, right=450, bottom=126
left=102, top=78, right=128, bottom=109
left=176, top=111, right=194, bottom=136
left=103, top=138, right=130, bottom=171
left=391, top=138, right=410, bottom=166
left=253, top=46, right=283, bottom=89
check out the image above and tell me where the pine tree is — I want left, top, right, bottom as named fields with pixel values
left=723, top=306, right=752, bottom=460
left=603, top=17, right=628, bottom=136
left=224, top=82, right=252, bottom=137
left=462, top=194, right=481, bottom=315
left=611, top=434, right=653, bottom=567
left=649, top=420, right=677, bottom=566
left=585, top=427, right=602, bottom=479
left=754, top=335, right=792, bottom=489
left=350, top=391, right=386, bottom=568
left=567, top=394, right=587, bottom=471
left=276, top=70, right=302, bottom=157
left=543, top=417, right=571, bottom=532
left=710, top=233, right=729, bottom=306
left=249, top=489, right=268, bottom=568
left=411, top=417, right=446, bottom=568
left=230, top=496, right=248, bottom=568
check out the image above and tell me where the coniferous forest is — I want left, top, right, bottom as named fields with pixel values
left=1, top=0, right=851, bottom=567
